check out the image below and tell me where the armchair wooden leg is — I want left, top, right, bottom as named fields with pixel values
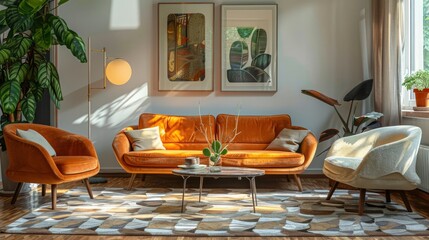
left=83, top=178, right=94, bottom=199
left=11, top=182, right=23, bottom=205
left=41, top=184, right=46, bottom=197
left=127, top=174, right=137, bottom=190
left=359, top=188, right=366, bottom=216
left=293, top=174, right=303, bottom=192
left=385, top=190, right=391, bottom=203
left=399, top=191, right=412, bottom=212
left=326, top=181, right=339, bottom=200
left=51, top=184, right=57, bottom=210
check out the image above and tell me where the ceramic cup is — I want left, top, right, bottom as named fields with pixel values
left=185, top=157, right=200, bottom=166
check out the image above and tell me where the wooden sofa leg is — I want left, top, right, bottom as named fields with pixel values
left=127, top=174, right=137, bottom=190
left=293, top=174, right=303, bottom=192
left=41, top=184, right=46, bottom=196
left=326, top=181, right=339, bottom=200
left=11, top=182, right=23, bottom=204
left=83, top=178, right=94, bottom=199
left=51, top=184, right=57, bottom=210
left=359, top=188, right=366, bottom=216
left=399, top=191, right=412, bottom=212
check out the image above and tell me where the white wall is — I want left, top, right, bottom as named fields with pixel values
left=57, top=0, right=371, bottom=174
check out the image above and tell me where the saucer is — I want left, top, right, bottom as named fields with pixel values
left=178, top=164, right=206, bottom=169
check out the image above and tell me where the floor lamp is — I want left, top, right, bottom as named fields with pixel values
left=87, top=37, right=132, bottom=183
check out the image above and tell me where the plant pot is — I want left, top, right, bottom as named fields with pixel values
left=1, top=150, right=31, bottom=195
left=413, top=88, right=429, bottom=107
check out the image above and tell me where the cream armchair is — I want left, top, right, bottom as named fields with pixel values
left=323, top=125, right=422, bottom=215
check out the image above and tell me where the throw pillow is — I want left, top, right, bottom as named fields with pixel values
left=266, top=128, right=310, bottom=152
left=125, top=126, right=166, bottom=151
left=16, top=129, right=57, bottom=156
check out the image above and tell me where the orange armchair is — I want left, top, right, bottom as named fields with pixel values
left=3, top=123, right=100, bottom=210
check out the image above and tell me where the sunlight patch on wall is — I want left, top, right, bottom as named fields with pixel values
left=110, top=0, right=140, bottom=30
left=74, top=83, right=149, bottom=128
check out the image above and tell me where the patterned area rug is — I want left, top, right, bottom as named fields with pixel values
left=2, top=187, right=429, bottom=237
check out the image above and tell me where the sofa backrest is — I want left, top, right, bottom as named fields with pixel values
left=216, top=114, right=292, bottom=150
left=139, top=113, right=215, bottom=150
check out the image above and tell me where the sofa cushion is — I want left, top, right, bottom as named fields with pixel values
left=139, top=113, right=215, bottom=145
left=16, top=129, right=56, bottom=156
left=124, top=150, right=208, bottom=167
left=216, top=114, right=292, bottom=144
left=266, top=128, right=310, bottom=152
left=124, top=126, right=166, bottom=151
left=219, top=150, right=305, bottom=168
left=53, top=156, right=98, bottom=175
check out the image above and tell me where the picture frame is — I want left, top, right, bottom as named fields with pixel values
left=158, top=3, right=214, bottom=91
left=221, top=4, right=278, bottom=92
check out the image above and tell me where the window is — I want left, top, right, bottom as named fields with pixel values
left=402, top=0, right=429, bottom=108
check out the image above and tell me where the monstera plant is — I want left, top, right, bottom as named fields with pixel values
left=0, top=0, right=86, bottom=130
left=302, top=79, right=383, bottom=155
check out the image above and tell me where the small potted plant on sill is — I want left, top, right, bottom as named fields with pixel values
left=402, top=69, right=429, bottom=108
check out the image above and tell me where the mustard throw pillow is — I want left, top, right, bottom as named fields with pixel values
left=16, top=129, right=57, bottom=156
left=125, top=126, right=166, bottom=151
left=266, top=128, right=309, bottom=152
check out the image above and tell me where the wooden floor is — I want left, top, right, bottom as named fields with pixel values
left=1, top=174, right=429, bottom=240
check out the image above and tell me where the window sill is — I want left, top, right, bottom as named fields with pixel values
left=402, top=110, right=429, bottom=119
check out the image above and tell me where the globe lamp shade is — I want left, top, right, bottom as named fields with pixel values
left=105, top=59, right=132, bottom=85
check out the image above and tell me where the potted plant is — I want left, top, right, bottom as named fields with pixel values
left=198, top=107, right=240, bottom=172
left=302, top=79, right=383, bottom=155
left=402, top=69, right=429, bottom=107
left=0, top=0, right=87, bottom=192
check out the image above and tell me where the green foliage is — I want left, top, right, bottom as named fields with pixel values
left=402, top=69, right=429, bottom=90
left=0, top=0, right=87, bottom=126
left=250, top=29, right=267, bottom=59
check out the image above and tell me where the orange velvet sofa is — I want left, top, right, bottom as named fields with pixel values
left=112, top=113, right=317, bottom=190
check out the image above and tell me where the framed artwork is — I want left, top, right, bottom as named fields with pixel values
left=158, top=3, right=214, bottom=91
left=221, top=4, right=278, bottom=92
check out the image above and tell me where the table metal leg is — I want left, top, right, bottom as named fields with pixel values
left=252, top=177, right=258, bottom=206
left=199, top=176, right=204, bottom=202
left=181, top=176, right=190, bottom=213
left=247, top=177, right=256, bottom=213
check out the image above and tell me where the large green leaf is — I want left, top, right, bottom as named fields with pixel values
left=343, top=79, right=374, bottom=102
left=0, top=0, right=19, bottom=7
left=48, top=15, right=87, bottom=63
left=9, top=62, right=29, bottom=82
left=0, top=48, right=11, bottom=64
left=251, top=53, right=271, bottom=70
left=237, top=27, right=254, bottom=39
left=0, top=9, right=9, bottom=35
left=0, top=79, right=21, bottom=113
left=251, top=29, right=267, bottom=59
left=34, top=22, right=52, bottom=50
left=6, top=35, right=32, bottom=58
left=48, top=14, right=68, bottom=43
left=29, top=81, right=44, bottom=101
left=211, top=140, right=222, bottom=153
left=18, top=0, right=47, bottom=15
left=243, top=66, right=270, bottom=83
left=48, top=84, right=60, bottom=109
left=229, top=41, right=248, bottom=70
left=6, top=6, right=33, bottom=33
left=68, top=32, right=87, bottom=63
left=21, top=93, right=36, bottom=122
left=58, top=0, right=69, bottom=5
left=48, top=62, right=63, bottom=102
left=36, top=61, right=51, bottom=88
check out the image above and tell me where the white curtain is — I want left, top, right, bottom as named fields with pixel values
left=372, top=0, right=404, bottom=125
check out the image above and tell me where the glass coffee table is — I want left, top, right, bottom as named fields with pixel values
left=172, top=166, right=265, bottom=213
